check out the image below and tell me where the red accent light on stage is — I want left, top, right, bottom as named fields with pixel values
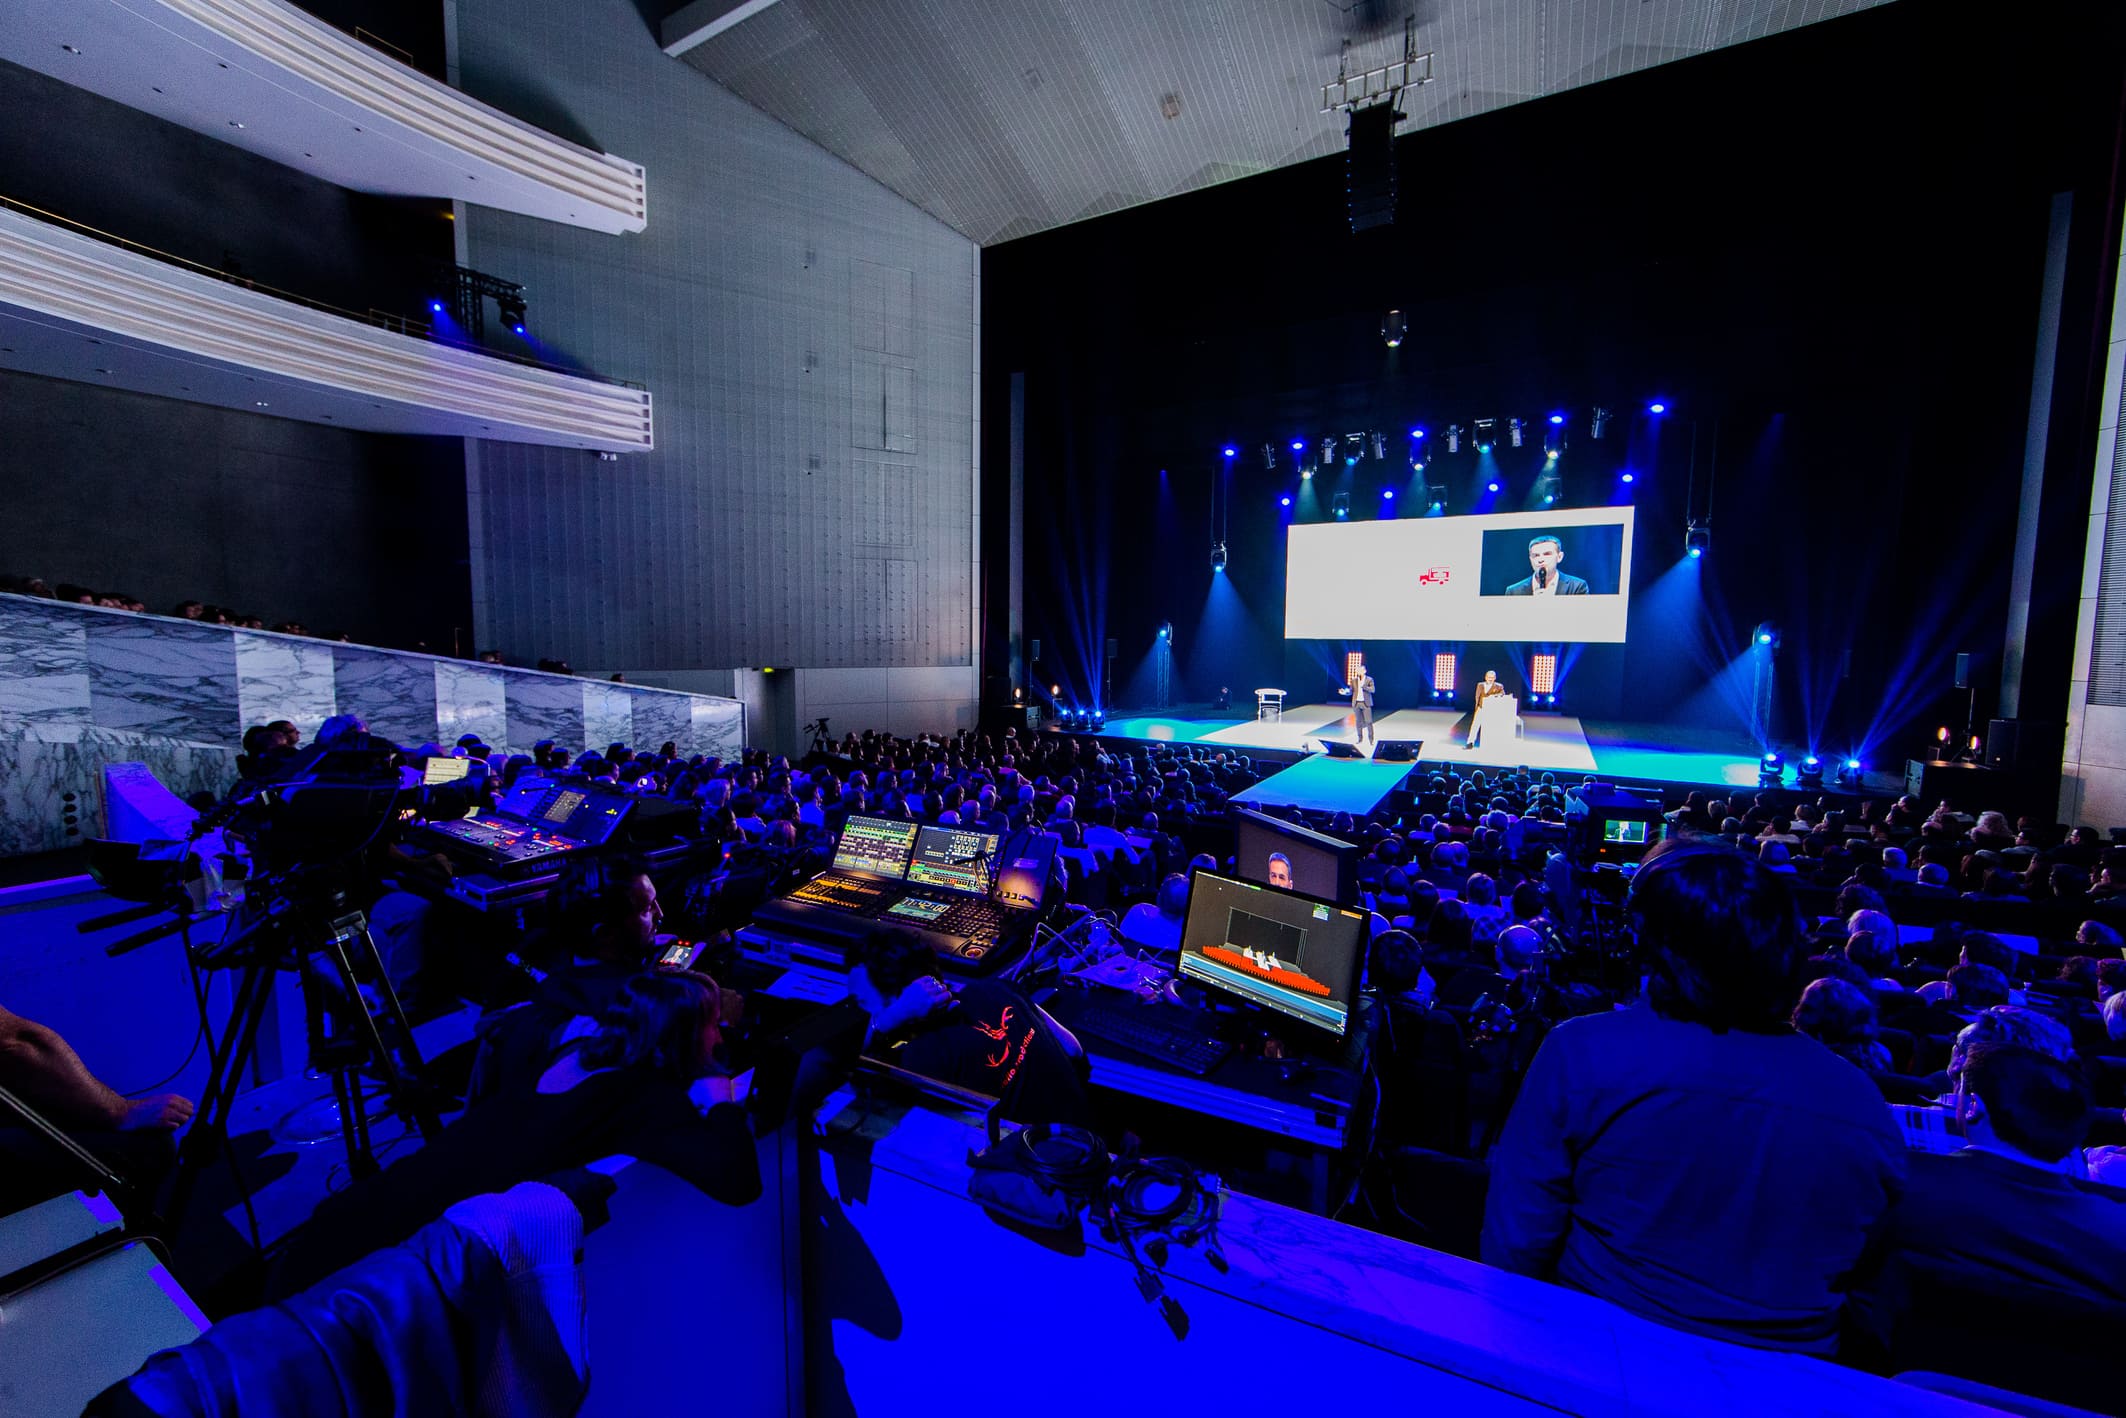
left=1433, top=652, right=1457, bottom=693
left=1530, top=654, right=1558, bottom=696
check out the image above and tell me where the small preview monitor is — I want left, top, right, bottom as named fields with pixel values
left=904, top=825, right=1001, bottom=894
left=1602, top=818, right=1649, bottom=845
left=1234, top=809, right=1358, bottom=904
left=1177, top=869, right=1366, bottom=1037
left=831, top=815, right=920, bottom=879
left=422, top=756, right=472, bottom=786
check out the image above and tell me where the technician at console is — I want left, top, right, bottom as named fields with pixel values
left=845, top=928, right=1090, bottom=1126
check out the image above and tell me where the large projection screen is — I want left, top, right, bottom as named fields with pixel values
left=1285, top=506, right=1636, bottom=643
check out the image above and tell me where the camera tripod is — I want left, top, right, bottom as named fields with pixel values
left=163, top=880, right=441, bottom=1241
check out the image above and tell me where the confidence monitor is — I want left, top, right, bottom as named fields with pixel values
left=1233, top=808, right=1359, bottom=905
left=1178, top=869, right=1366, bottom=1037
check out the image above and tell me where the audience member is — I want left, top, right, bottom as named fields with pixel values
left=1483, top=842, right=1905, bottom=1355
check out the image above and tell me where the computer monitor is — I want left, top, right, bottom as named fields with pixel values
left=1177, top=869, right=1366, bottom=1037
left=831, top=814, right=920, bottom=878
left=1233, top=809, right=1359, bottom=904
left=904, top=824, right=1001, bottom=894
left=422, top=755, right=472, bottom=786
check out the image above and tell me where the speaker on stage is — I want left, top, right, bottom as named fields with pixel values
left=1985, top=718, right=2020, bottom=771
left=1321, top=740, right=1364, bottom=759
left=1954, top=652, right=1972, bottom=689
left=1373, top=739, right=1421, bottom=762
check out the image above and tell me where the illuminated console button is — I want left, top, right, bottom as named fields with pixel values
left=962, top=944, right=986, bottom=958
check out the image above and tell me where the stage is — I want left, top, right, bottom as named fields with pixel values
left=1094, top=703, right=1771, bottom=794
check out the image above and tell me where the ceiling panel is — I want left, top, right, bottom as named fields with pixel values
left=676, top=0, right=1891, bottom=245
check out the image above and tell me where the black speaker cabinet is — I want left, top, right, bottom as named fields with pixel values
left=1985, top=719, right=2020, bottom=771
left=1373, top=739, right=1421, bottom=762
left=1321, top=740, right=1364, bottom=759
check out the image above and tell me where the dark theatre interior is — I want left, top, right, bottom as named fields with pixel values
left=4, top=0, right=2126, bottom=1412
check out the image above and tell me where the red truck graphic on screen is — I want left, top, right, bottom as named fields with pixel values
left=1419, top=567, right=1452, bottom=586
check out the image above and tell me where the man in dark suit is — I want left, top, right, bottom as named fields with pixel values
left=1504, top=535, right=1591, bottom=596
left=1341, top=658, right=1376, bottom=745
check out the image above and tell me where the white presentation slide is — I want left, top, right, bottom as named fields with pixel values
left=1284, top=506, right=1636, bottom=643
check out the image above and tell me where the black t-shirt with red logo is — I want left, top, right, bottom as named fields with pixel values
left=897, top=979, right=1092, bottom=1126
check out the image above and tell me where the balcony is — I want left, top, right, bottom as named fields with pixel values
left=0, top=0, right=647, bottom=234
left=0, top=202, right=653, bottom=451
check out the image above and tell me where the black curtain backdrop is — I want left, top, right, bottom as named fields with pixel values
left=986, top=0, right=2126, bottom=767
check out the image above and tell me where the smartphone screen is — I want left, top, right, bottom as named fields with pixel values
left=658, top=939, right=703, bottom=969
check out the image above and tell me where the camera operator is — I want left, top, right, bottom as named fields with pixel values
left=0, top=1003, right=194, bottom=1214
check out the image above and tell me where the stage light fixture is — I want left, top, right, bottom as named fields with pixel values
left=1433, top=651, right=1457, bottom=693
left=1590, top=407, right=1611, bottom=439
left=1684, top=522, right=1710, bottom=558
left=1426, top=483, right=1447, bottom=510
left=1222, top=445, right=1237, bottom=458
left=1321, top=437, right=1337, bottom=465
left=1545, top=694, right=1556, bottom=704
left=1382, top=488, right=1395, bottom=500
left=1837, top=759, right=1862, bottom=786
left=1332, top=492, right=1350, bottom=519
left=1412, top=458, right=1427, bottom=472
left=1474, top=418, right=1495, bottom=453
left=1051, top=683, right=1061, bottom=696
left=1371, top=432, right=1387, bottom=460
left=1649, top=400, right=1668, bottom=414
left=1530, top=653, right=1557, bottom=696
left=1753, top=623, right=1780, bottom=650
left=429, top=300, right=445, bottom=313
left=1210, top=541, right=1228, bottom=573
left=1797, top=755, right=1824, bottom=787
left=1262, top=443, right=1277, bottom=469
left=1508, top=418, right=1526, bottom=448
left=1621, top=471, right=1636, bottom=484
left=1487, top=480, right=1500, bottom=493
left=1410, top=427, right=1425, bottom=440
left=1291, top=439, right=1306, bottom=452
left=1279, top=494, right=1292, bottom=506
left=1444, top=425, right=1462, bottom=453
left=1548, top=413, right=1565, bottom=425
left=1158, top=623, right=1173, bottom=642
left=1301, top=468, right=1314, bottom=481
left=1382, top=309, right=1406, bottom=348
left=1759, top=750, right=1785, bottom=785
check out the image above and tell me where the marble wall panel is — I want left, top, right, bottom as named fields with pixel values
left=502, top=672, right=584, bottom=757
left=692, top=698, right=745, bottom=762
left=0, top=596, right=744, bottom=856
left=582, top=681, right=634, bottom=757
left=0, top=598, right=92, bottom=734
left=629, top=690, right=692, bottom=757
left=234, top=632, right=337, bottom=743
left=85, top=618, right=241, bottom=746
left=434, top=661, right=507, bottom=749
left=333, top=647, right=442, bottom=750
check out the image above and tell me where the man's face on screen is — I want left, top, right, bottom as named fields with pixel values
left=1269, top=857, right=1293, bottom=889
left=1529, top=540, right=1563, bottom=575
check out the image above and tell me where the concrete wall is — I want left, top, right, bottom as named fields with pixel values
left=451, top=0, right=981, bottom=717
left=2060, top=228, right=2126, bottom=827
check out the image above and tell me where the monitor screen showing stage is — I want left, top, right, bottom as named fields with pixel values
left=1177, top=870, right=1365, bottom=1036
left=1284, top=506, right=1636, bottom=643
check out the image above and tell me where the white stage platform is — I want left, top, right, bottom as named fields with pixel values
left=1173, top=703, right=1600, bottom=773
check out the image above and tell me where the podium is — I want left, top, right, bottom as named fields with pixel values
left=1255, top=688, right=1287, bottom=721
left=1469, top=693, right=1520, bottom=749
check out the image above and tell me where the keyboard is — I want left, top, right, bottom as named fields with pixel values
left=1066, top=1000, right=1231, bottom=1077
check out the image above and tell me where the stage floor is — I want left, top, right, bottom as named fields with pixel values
left=1096, top=704, right=1768, bottom=791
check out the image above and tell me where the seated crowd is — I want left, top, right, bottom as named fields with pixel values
left=10, top=711, right=2125, bottom=1408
